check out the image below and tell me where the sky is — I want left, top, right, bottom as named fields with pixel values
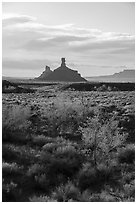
left=2, top=2, right=135, bottom=77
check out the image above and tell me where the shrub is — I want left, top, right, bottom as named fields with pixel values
left=99, top=190, right=116, bottom=202
left=40, top=99, right=90, bottom=138
left=51, top=181, right=80, bottom=202
left=41, top=149, right=83, bottom=178
left=78, top=162, right=121, bottom=191
left=27, top=163, right=44, bottom=177
left=32, top=135, right=53, bottom=147
left=37, top=138, right=84, bottom=188
left=80, top=190, right=92, bottom=202
left=2, top=144, right=38, bottom=166
left=2, top=145, right=18, bottom=162
left=42, top=142, right=60, bottom=153
left=79, top=189, right=116, bottom=202
left=41, top=142, right=83, bottom=175
left=28, top=166, right=68, bottom=192
left=81, top=116, right=126, bottom=167
left=27, top=138, right=83, bottom=190
left=123, top=181, right=135, bottom=199
left=29, top=195, right=57, bottom=202
left=119, top=114, right=135, bottom=143
left=41, top=104, right=78, bottom=137
left=2, top=162, right=23, bottom=176
left=42, top=137, right=79, bottom=155
left=118, top=144, right=135, bottom=164
left=2, top=105, right=31, bottom=143
left=27, top=163, right=53, bottom=191
left=122, top=171, right=135, bottom=184
left=34, top=173, right=49, bottom=190
left=78, top=165, right=98, bottom=190
left=2, top=180, right=20, bottom=202
left=96, top=162, right=121, bottom=187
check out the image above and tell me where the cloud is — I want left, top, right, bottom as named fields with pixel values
left=3, top=13, right=36, bottom=27
left=69, top=37, right=135, bottom=54
left=2, top=58, right=55, bottom=70
left=23, top=35, right=91, bottom=51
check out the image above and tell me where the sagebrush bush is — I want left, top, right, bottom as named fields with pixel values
left=2, top=180, right=19, bottom=202
left=37, top=139, right=84, bottom=187
left=99, top=190, right=116, bottom=202
left=40, top=99, right=92, bottom=139
left=2, top=105, right=31, bottom=143
left=27, top=163, right=44, bottom=177
left=42, top=137, right=79, bottom=154
left=79, top=190, right=92, bottom=202
left=78, top=161, right=121, bottom=191
left=122, top=171, right=135, bottom=184
left=96, top=162, right=121, bottom=187
left=118, top=144, right=135, bottom=164
left=51, top=181, right=80, bottom=202
left=2, top=162, right=23, bottom=176
left=27, top=138, right=84, bottom=190
left=81, top=116, right=126, bottom=167
left=28, top=164, right=68, bottom=191
left=3, top=144, right=38, bottom=166
left=29, top=195, right=57, bottom=202
left=41, top=147, right=83, bottom=178
left=123, top=181, right=135, bottom=199
left=32, top=135, right=53, bottom=147
left=27, top=163, right=52, bottom=191
left=77, top=165, right=98, bottom=190
left=34, top=173, right=49, bottom=190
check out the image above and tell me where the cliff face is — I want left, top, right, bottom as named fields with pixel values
left=36, top=58, right=86, bottom=82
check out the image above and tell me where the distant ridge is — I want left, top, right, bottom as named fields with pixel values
left=36, top=58, right=86, bottom=82
left=2, top=76, right=32, bottom=81
left=85, top=70, right=135, bottom=82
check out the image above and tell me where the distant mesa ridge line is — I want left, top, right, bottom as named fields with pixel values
left=36, top=58, right=86, bottom=82
left=85, top=69, right=135, bottom=83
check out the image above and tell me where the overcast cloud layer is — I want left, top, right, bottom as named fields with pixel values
left=3, top=13, right=135, bottom=77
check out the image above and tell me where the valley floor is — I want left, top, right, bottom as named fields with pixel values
left=2, top=85, right=135, bottom=202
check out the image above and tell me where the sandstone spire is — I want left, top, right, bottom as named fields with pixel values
left=61, top=58, right=66, bottom=67
left=36, top=58, right=86, bottom=82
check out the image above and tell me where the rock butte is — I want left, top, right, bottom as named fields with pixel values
left=36, top=58, right=87, bottom=82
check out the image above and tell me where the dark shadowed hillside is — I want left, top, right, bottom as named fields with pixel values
left=62, top=82, right=135, bottom=91
left=2, top=80, right=35, bottom=93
